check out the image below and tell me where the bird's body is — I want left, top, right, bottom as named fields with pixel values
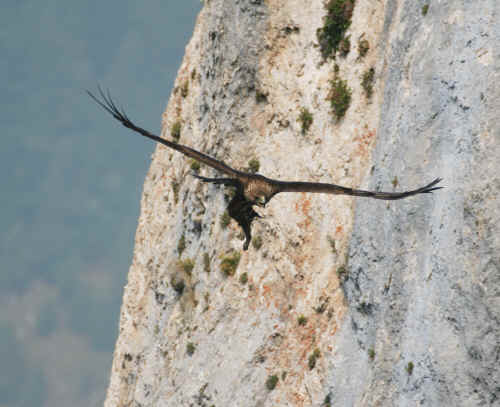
left=88, top=87, right=443, bottom=250
left=243, top=176, right=277, bottom=202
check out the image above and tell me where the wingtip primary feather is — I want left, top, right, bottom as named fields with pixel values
left=420, top=177, right=444, bottom=194
left=87, top=86, right=134, bottom=129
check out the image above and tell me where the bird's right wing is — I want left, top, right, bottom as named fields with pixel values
left=274, top=177, right=443, bottom=200
left=87, top=87, right=244, bottom=178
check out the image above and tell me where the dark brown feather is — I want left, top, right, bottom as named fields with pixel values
left=87, top=87, right=244, bottom=179
left=273, top=178, right=443, bottom=200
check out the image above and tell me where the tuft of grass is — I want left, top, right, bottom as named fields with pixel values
left=316, top=0, right=355, bottom=59
left=339, top=35, right=351, bottom=57
left=181, top=81, right=189, bottom=98
left=327, top=235, right=337, bottom=254
left=171, top=278, right=185, bottom=295
left=358, top=37, right=370, bottom=58
left=406, top=361, right=414, bottom=375
left=180, top=258, right=195, bottom=275
left=308, top=348, right=321, bottom=370
left=239, top=272, right=248, bottom=285
left=220, top=252, right=241, bottom=276
left=266, top=375, right=279, bottom=391
left=337, top=265, right=348, bottom=280
left=392, top=176, right=399, bottom=188
left=171, top=121, right=181, bottom=142
left=422, top=4, right=429, bottom=16
left=298, top=315, right=308, bottom=326
left=256, top=89, right=268, bottom=103
left=186, top=342, right=196, bottom=356
left=177, top=234, right=186, bottom=255
left=171, top=181, right=180, bottom=204
left=298, top=108, right=314, bottom=134
left=328, top=76, right=352, bottom=120
left=252, top=235, right=263, bottom=250
left=203, top=252, right=210, bottom=273
left=220, top=211, right=231, bottom=229
left=315, top=299, right=329, bottom=314
left=368, top=348, right=375, bottom=360
left=361, top=67, right=375, bottom=99
left=247, top=158, right=260, bottom=174
left=190, top=160, right=201, bottom=172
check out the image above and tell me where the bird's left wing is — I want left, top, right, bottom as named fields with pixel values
left=273, top=178, right=443, bottom=200
left=87, top=87, right=244, bottom=178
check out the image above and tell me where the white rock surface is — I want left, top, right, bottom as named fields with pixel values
left=105, top=0, right=500, bottom=406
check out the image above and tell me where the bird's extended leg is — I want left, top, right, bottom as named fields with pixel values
left=192, top=173, right=258, bottom=250
left=228, top=195, right=261, bottom=250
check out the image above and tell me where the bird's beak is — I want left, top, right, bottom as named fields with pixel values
left=255, top=198, right=266, bottom=207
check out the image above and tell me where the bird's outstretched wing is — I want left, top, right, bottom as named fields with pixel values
left=273, top=177, right=443, bottom=200
left=87, top=86, right=244, bottom=178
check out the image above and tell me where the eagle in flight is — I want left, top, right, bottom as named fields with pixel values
left=88, top=87, right=443, bottom=250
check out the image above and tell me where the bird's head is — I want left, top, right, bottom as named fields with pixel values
left=254, top=195, right=268, bottom=207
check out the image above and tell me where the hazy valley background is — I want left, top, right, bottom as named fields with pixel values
left=0, top=2, right=200, bottom=406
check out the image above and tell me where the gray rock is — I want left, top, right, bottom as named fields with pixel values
left=329, top=1, right=500, bottom=406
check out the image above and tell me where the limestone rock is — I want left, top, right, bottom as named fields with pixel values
left=105, top=1, right=500, bottom=406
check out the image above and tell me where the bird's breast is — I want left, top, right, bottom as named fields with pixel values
left=244, top=179, right=274, bottom=201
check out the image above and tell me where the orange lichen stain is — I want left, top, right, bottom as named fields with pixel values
left=290, top=392, right=306, bottom=405
left=246, top=286, right=261, bottom=313
left=255, top=284, right=276, bottom=309
left=300, top=197, right=311, bottom=217
left=294, top=194, right=311, bottom=217
left=353, top=129, right=376, bottom=158
left=294, top=195, right=313, bottom=233
left=335, top=225, right=343, bottom=235
left=262, top=284, right=272, bottom=297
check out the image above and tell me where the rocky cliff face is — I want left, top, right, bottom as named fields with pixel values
left=105, top=0, right=500, bottom=406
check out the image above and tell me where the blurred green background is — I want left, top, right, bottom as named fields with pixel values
left=0, top=1, right=201, bottom=405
